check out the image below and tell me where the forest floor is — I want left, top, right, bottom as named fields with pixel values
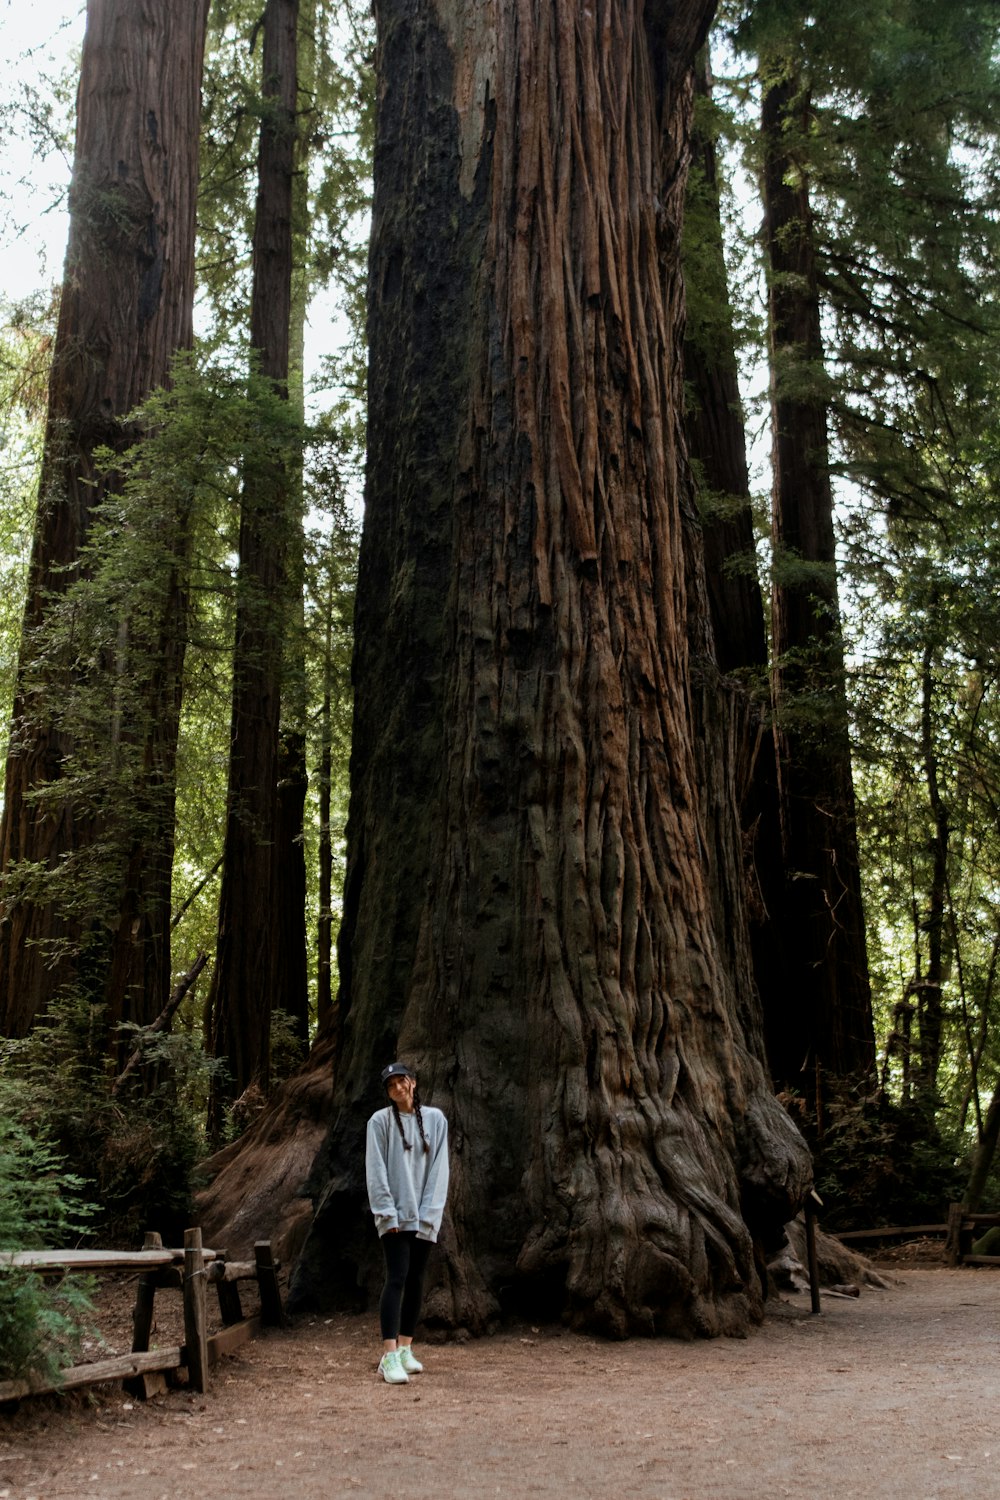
left=0, top=1252, right=995, bottom=1500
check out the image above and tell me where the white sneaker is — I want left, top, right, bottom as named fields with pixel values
left=379, top=1350, right=409, bottom=1384
left=397, top=1346, right=423, bottom=1374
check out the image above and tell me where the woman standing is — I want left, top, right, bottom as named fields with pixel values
left=365, top=1062, right=450, bottom=1384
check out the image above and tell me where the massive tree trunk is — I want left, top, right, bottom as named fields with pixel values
left=682, top=51, right=791, bottom=1084
left=0, top=0, right=210, bottom=1037
left=208, top=0, right=299, bottom=1119
left=288, top=0, right=809, bottom=1339
left=761, top=74, right=875, bottom=1095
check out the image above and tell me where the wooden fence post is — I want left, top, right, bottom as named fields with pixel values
left=127, top=1231, right=168, bottom=1400
left=1, top=1236, right=279, bottom=1405
left=254, top=1241, right=285, bottom=1327
left=944, top=1202, right=964, bottom=1266
left=131, top=1231, right=162, bottom=1353
left=183, top=1227, right=210, bottom=1393
left=214, top=1248, right=244, bottom=1326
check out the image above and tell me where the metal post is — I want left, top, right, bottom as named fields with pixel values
left=805, top=1191, right=822, bottom=1315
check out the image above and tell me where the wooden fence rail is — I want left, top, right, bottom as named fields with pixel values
left=831, top=1213, right=1000, bottom=1265
left=0, top=1228, right=283, bottom=1405
left=832, top=1223, right=948, bottom=1244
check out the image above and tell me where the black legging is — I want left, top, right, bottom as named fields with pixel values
left=379, top=1231, right=432, bottom=1341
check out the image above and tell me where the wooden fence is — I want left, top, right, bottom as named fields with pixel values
left=0, top=1227, right=283, bottom=1404
left=944, top=1206, right=1000, bottom=1267
left=832, top=1223, right=947, bottom=1245
left=832, top=1211, right=1000, bottom=1267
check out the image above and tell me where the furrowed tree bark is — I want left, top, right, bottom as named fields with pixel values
left=761, top=73, right=875, bottom=1095
left=0, top=0, right=210, bottom=1037
left=208, top=0, right=299, bottom=1123
left=289, top=0, right=810, bottom=1338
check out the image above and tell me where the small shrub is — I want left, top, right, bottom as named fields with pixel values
left=269, top=1007, right=306, bottom=1086
left=0, top=1113, right=95, bottom=1384
left=1, top=994, right=217, bottom=1246
left=783, top=1083, right=967, bottom=1231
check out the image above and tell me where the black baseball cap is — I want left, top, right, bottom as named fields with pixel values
left=380, top=1062, right=415, bottom=1087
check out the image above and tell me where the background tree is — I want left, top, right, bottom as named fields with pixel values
left=307, top=494, right=357, bottom=1036
left=0, top=0, right=211, bottom=1038
left=0, top=2, right=370, bottom=1240
left=812, top=0, right=1000, bottom=1128
left=195, top=0, right=371, bottom=1100
left=681, top=50, right=792, bottom=1089
left=715, top=0, right=1000, bottom=1213
left=207, top=0, right=301, bottom=1126
left=757, top=49, right=875, bottom=1096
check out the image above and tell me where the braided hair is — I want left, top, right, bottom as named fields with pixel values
left=390, top=1088, right=430, bottom=1154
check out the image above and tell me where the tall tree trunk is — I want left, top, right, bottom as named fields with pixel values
left=913, top=628, right=947, bottom=1107
left=682, top=50, right=791, bottom=1085
left=761, top=73, right=875, bottom=1095
left=272, top=4, right=313, bottom=1056
left=208, top=0, right=299, bottom=1121
left=274, top=713, right=310, bottom=1050
left=290, top=0, right=810, bottom=1339
left=684, top=57, right=766, bottom=679
left=964, top=1084, right=1000, bottom=1214
left=957, top=932, right=998, bottom=1136
left=272, top=547, right=310, bottom=1037
left=0, top=0, right=210, bottom=1037
left=316, top=565, right=336, bottom=1035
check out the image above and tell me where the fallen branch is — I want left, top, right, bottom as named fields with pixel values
left=171, top=857, right=223, bottom=931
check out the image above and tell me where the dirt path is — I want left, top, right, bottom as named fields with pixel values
left=1, top=1268, right=996, bottom=1500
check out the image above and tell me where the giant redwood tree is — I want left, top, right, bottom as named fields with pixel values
left=0, top=0, right=210, bottom=1036
left=288, top=0, right=810, bottom=1338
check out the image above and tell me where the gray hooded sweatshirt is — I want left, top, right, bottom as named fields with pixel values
left=365, top=1105, right=449, bottom=1241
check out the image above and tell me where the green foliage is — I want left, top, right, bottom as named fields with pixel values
left=300, top=456, right=358, bottom=1017
left=0, top=0, right=370, bottom=1087
left=0, top=1107, right=95, bottom=1384
left=787, top=1085, right=967, bottom=1230
left=0, top=992, right=216, bottom=1247
left=269, top=1007, right=306, bottom=1085
left=199, top=0, right=374, bottom=358
left=0, top=295, right=52, bottom=755
left=4, top=352, right=301, bottom=971
left=712, top=0, right=1000, bottom=1167
left=684, top=84, right=765, bottom=372
left=0, top=9, right=78, bottom=287
left=0, top=325, right=360, bottom=1068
